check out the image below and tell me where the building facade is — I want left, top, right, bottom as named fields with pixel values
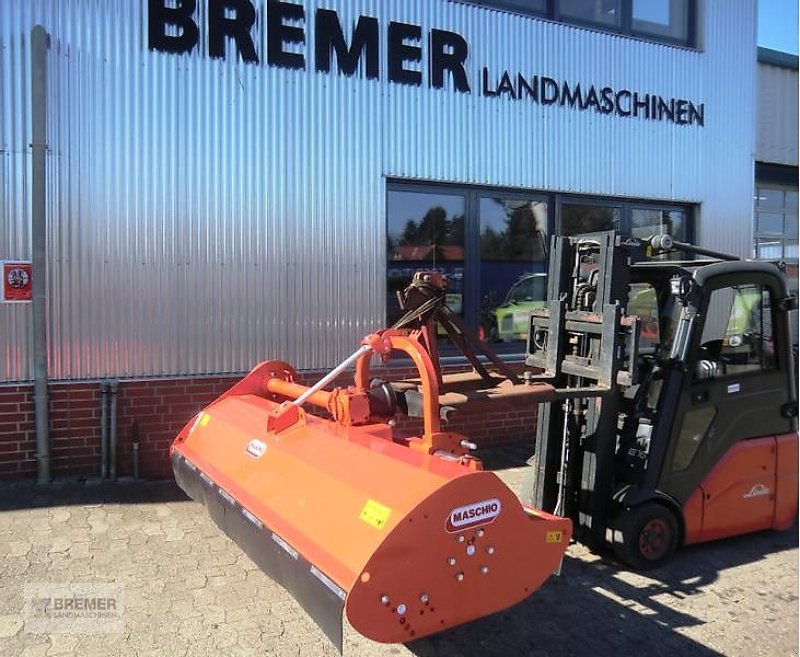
left=0, top=0, right=773, bottom=478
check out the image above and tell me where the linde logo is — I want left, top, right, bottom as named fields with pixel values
left=148, top=0, right=705, bottom=127
left=446, top=498, right=502, bottom=532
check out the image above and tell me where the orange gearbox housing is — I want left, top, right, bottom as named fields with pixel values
left=170, top=330, right=570, bottom=649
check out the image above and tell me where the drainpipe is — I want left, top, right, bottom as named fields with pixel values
left=100, top=382, right=109, bottom=478
left=109, top=381, right=118, bottom=480
left=31, top=25, right=50, bottom=484
left=132, top=421, right=140, bottom=480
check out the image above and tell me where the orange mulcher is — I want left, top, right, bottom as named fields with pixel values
left=171, top=277, right=571, bottom=649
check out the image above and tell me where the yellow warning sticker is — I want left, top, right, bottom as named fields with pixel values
left=199, top=413, right=211, bottom=427
left=360, top=500, right=392, bottom=530
left=546, top=531, right=563, bottom=543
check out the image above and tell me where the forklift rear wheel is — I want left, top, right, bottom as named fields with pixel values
left=613, top=503, right=678, bottom=570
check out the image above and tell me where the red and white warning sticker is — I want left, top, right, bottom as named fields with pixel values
left=446, top=498, right=502, bottom=533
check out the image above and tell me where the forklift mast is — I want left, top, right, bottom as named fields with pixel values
left=525, top=230, right=798, bottom=554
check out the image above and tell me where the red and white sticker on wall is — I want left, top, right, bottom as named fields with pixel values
left=1, top=261, right=33, bottom=303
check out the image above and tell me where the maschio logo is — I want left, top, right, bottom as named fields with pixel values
left=245, top=439, right=267, bottom=459
left=446, top=499, right=502, bottom=533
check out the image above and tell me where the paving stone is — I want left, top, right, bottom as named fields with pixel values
left=0, top=614, right=23, bottom=638
left=0, top=473, right=796, bottom=657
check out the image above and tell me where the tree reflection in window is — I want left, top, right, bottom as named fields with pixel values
left=386, top=191, right=466, bottom=327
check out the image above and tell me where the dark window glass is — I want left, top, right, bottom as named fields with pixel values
left=386, top=191, right=466, bottom=327
left=628, top=283, right=660, bottom=351
left=481, top=0, right=546, bottom=12
left=632, top=208, right=686, bottom=260
left=698, top=285, right=775, bottom=377
left=756, top=237, right=783, bottom=260
left=559, top=0, right=621, bottom=27
left=480, top=197, right=548, bottom=343
left=753, top=185, right=798, bottom=264
left=632, top=0, right=688, bottom=41
left=786, top=215, right=799, bottom=239
left=561, top=203, right=621, bottom=235
left=631, top=208, right=686, bottom=241
left=756, top=188, right=785, bottom=209
left=468, top=0, right=693, bottom=46
left=673, top=406, right=716, bottom=471
left=757, top=212, right=784, bottom=234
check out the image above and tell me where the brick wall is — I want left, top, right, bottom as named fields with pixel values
left=0, top=364, right=538, bottom=481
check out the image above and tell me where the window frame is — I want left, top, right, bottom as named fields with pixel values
left=457, top=0, right=697, bottom=49
left=696, top=283, right=778, bottom=379
left=753, top=183, right=799, bottom=264
left=386, top=179, right=695, bottom=357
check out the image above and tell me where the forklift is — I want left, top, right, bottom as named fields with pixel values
left=523, top=231, right=798, bottom=568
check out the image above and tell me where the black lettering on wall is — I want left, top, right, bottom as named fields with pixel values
left=517, top=73, right=536, bottom=100
left=209, top=0, right=259, bottom=63
left=148, top=0, right=199, bottom=55
left=584, top=86, right=600, bottom=111
left=497, top=71, right=515, bottom=98
left=429, top=29, right=470, bottom=93
left=388, top=21, right=422, bottom=86
left=267, top=0, right=306, bottom=69
left=615, top=90, right=631, bottom=116
left=561, top=81, right=582, bottom=108
left=482, top=68, right=497, bottom=96
left=315, top=9, right=379, bottom=79
left=657, top=97, right=675, bottom=122
left=599, top=87, right=614, bottom=113
left=675, top=99, right=689, bottom=125
left=688, top=103, right=704, bottom=127
left=633, top=92, right=649, bottom=119
left=541, top=77, right=559, bottom=104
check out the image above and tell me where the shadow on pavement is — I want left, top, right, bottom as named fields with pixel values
left=0, top=479, right=189, bottom=511
left=406, top=526, right=797, bottom=657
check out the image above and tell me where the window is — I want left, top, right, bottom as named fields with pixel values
left=632, top=207, right=687, bottom=260
left=386, top=181, right=694, bottom=356
left=561, top=202, right=621, bottom=235
left=628, top=283, right=660, bottom=350
left=753, top=186, right=798, bottom=262
left=483, top=0, right=547, bottom=12
left=632, top=0, right=689, bottom=42
left=480, top=197, right=548, bottom=344
left=673, top=406, right=716, bottom=471
left=386, top=191, right=466, bottom=327
left=462, top=0, right=695, bottom=47
left=698, top=285, right=776, bottom=377
left=559, top=0, right=620, bottom=28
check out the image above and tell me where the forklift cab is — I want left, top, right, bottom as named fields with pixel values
left=655, top=263, right=798, bottom=548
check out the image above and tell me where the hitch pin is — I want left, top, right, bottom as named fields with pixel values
left=460, top=440, right=477, bottom=451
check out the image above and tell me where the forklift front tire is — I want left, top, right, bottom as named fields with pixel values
left=613, top=503, right=678, bottom=571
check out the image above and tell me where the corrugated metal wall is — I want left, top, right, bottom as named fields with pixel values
left=0, top=0, right=757, bottom=381
left=756, top=62, right=799, bottom=166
